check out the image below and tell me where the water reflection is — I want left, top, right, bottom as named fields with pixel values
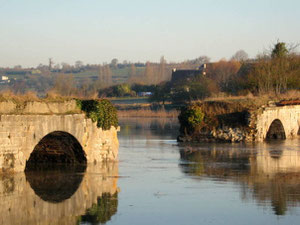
left=0, top=163, right=119, bottom=225
left=78, top=192, right=118, bottom=225
left=179, top=140, right=300, bottom=216
left=25, top=165, right=86, bottom=203
left=118, top=117, right=179, bottom=139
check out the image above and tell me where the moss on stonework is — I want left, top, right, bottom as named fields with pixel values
left=77, top=99, right=118, bottom=130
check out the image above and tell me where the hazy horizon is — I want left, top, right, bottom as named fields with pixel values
left=0, top=0, right=299, bottom=68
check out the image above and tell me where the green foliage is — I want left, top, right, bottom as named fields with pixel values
left=77, top=192, right=118, bottom=225
left=178, top=105, right=204, bottom=134
left=272, top=42, right=288, bottom=58
left=149, top=82, right=171, bottom=104
left=98, top=84, right=136, bottom=97
left=150, top=77, right=216, bottom=105
left=131, top=83, right=156, bottom=93
left=115, top=84, right=132, bottom=97
left=77, top=99, right=118, bottom=130
left=170, top=77, right=215, bottom=104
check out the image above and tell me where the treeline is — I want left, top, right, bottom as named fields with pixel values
left=0, top=55, right=211, bottom=97
left=150, top=42, right=300, bottom=104
left=1, top=42, right=299, bottom=101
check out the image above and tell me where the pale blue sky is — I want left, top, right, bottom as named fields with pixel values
left=0, top=0, right=299, bottom=67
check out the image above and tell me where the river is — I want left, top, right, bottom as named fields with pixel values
left=1, top=118, right=300, bottom=224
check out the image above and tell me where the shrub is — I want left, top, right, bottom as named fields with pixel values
left=77, top=99, right=118, bottom=130
left=178, top=105, right=204, bottom=134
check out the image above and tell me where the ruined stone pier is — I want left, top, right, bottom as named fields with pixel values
left=0, top=100, right=119, bottom=172
left=255, top=104, right=300, bottom=141
left=178, top=102, right=300, bottom=143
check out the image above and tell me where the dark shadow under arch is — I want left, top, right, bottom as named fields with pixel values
left=266, top=119, right=286, bottom=140
left=298, top=126, right=300, bottom=136
left=26, top=131, right=87, bottom=171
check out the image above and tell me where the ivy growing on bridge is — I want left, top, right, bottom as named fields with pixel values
left=77, top=99, right=118, bottom=130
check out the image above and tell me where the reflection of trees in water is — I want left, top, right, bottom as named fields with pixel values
left=179, top=145, right=300, bottom=215
left=180, top=146, right=250, bottom=177
left=149, top=119, right=179, bottom=137
left=77, top=192, right=118, bottom=225
left=0, top=175, right=15, bottom=195
left=25, top=165, right=86, bottom=203
left=246, top=173, right=300, bottom=216
left=119, top=118, right=179, bottom=138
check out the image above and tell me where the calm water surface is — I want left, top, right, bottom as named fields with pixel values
left=1, top=117, right=300, bottom=225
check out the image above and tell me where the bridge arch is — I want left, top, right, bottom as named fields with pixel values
left=26, top=131, right=87, bottom=170
left=266, top=119, right=286, bottom=140
left=0, top=114, right=118, bottom=172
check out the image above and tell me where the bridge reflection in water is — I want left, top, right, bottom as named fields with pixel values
left=0, top=163, right=119, bottom=225
left=179, top=140, right=300, bottom=216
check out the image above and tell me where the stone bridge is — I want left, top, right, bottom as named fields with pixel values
left=255, top=104, right=300, bottom=141
left=0, top=100, right=119, bottom=172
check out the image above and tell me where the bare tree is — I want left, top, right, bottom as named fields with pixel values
left=61, top=62, right=71, bottom=72
left=98, top=65, right=113, bottom=88
left=52, top=74, right=76, bottom=96
left=75, top=60, right=84, bottom=69
left=144, top=62, right=154, bottom=84
left=130, top=64, right=136, bottom=77
left=159, top=56, right=167, bottom=82
left=48, top=58, right=54, bottom=70
left=208, top=60, right=241, bottom=92
left=231, top=50, right=248, bottom=62
left=111, top=58, right=118, bottom=68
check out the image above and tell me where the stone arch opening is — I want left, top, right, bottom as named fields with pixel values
left=26, top=131, right=87, bottom=170
left=298, top=126, right=300, bottom=136
left=266, top=119, right=286, bottom=140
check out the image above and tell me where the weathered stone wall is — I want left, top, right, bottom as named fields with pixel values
left=0, top=114, right=119, bottom=172
left=178, top=104, right=300, bottom=143
left=0, top=163, right=119, bottom=225
left=0, top=100, right=80, bottom=114
left=255, top=105, right=300, bottom=141
left=210, top=105, right=300, bottom=142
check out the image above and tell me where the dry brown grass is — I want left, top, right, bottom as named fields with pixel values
left=45, top=90, right=100, bottom=101
left=278, top=90, right=300, bottom=100
left=0, top=90, right=78, bottom=104
left=195, top=90, right=300, bottom=115
left=0, top=90, right=39, bottom=102
left=118, top=109, right=179, bottom=118
left=205, top=90, right=300, bottom=103
left=205, top=92, right=255, bottom=102
left=44, top=90, right=76, bottom=102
